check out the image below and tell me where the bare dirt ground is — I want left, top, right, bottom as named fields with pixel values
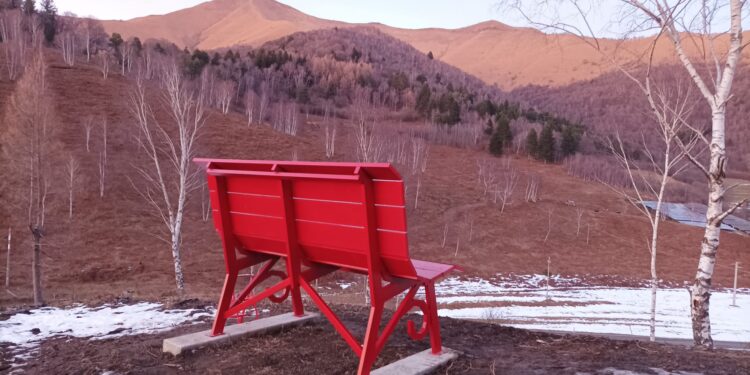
left=3, top=303, right=749, bottom=375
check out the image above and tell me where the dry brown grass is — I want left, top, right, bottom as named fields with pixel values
left=0, top=49, right=748, bottom=308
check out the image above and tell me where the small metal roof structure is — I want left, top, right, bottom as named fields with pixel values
left=641, top=201, right=750, bottom=234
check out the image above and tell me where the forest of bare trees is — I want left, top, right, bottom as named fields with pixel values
left=503, top=0, right=748, bottom=348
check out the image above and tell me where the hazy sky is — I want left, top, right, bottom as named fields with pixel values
left=52, top=0, right=739, bottom=36
left=52, top=0, right=616, bottom=31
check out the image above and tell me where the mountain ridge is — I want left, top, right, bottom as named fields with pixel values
left=100, top=0, right=738, bottom=90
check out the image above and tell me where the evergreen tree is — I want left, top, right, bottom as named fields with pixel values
left=526, top=128, right=539, bottom=158
left=489, top=126, right=504, bottom=156
left=436, top=93, right=460, bottom=125
left=560, top=126, right=580, bottom=157
left=39, top=0, right=57, bottom=43
left=415, top=85, right=431, bottom=117
left=427, top=51, right=434, bottom=60
left=495, top=114, right=513, bottom=146
left=388, top=72, right=409, bottom=91
left=538, top=125, right=556, bottom=162
left=109, top=33, right=123, bottom=50
left=211, top=52, right=221, bottom=65
left=186, top=49, right=210, bottom=77
left=22, top=0, right=34, bottom=14
left=476, top=99, right=496, bottom=118
left=351, top=47, right=362, bottom=62
left=296, top=86, right=310, bottom=104
left=224, top=49, right=237, bottom=63
left=131, top=37, right=143, bottom=56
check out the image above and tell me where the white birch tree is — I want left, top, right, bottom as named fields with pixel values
left=129, top=63, right=206, bottom=292
left=603, top=84, right=696, bottom=341
left=66, top=155, right=79, bottom=219
left=502, top=0, right=747, bottom=348
left=98, top=50, right=110, bottom=80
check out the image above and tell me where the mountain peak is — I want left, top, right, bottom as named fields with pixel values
left=461, top=20, right=511, bottom=31
left=99, top=0, right=661, bottom=89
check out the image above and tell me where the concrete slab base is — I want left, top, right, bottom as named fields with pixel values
left=372, top=347, right=460, bottom=375
left=163, top=312, right=319, bottom=356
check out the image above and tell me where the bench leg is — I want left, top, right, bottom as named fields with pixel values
left=424, top=282, right=443, bottom=354
left=357, top=302, right=384, bottom=375
left=211, top=270, right=238, bottom=336
left=285, top=258, right=305, bottom=317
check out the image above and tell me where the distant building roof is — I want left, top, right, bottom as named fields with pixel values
left=641, top=201, right=750, bottom=233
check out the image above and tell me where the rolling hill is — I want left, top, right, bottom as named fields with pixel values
left=100, top=0, right=743, bottom=90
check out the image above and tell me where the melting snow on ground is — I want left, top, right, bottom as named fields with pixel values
left=433, top=276, right=750, bottom=343
left=337, top=281, right=355, bottom=290
left=0, top=302, right=213, bottom=366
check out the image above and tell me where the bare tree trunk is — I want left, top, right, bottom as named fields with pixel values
left=649, top=201, right=662, bottom=341
left=690, top=111, right=727, bottom=348
left=99, top=52, right=110, bottom=79
left=98, top=151, right=105, bottom=198
left=200, top=179, right=210, bottom=222
left=731, top=262, right=739, bottom=307
left=85, top=28, right=90, bottom=62
left=102, top=117, right=108, bottom=165
left=67, top=156, right=78, bottom=219
left=30, top=227, right=43, bottom=306
left=5, top=227, right=10, bottom=288
left=546, top=257, right=551, bottom=300
left=84, top=119, right=92, bottom=152
left=171, top=228, right=185, bottom=290
left=414, top=177, right=421, bottom=210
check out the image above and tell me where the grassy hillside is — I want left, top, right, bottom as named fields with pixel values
left=0, top=45, right=748, bottom=308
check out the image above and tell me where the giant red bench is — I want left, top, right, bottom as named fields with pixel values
left=196, top=159, right=458, bottom=374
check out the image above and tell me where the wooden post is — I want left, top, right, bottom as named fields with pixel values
left=732, top=261, right=740, bottom=307
left=5, top=227, right=10, bottom=288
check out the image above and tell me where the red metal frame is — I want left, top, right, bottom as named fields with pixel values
left=196, top=158, right=457, bottom=375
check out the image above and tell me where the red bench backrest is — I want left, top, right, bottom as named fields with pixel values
left=200, top=159, right=418, bottom=280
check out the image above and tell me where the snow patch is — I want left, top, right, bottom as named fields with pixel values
left=434, top=276, right=750, bottom=342
left=0, top=302, right=212, bottom=367
left=337, top=282, right=355, bottom=290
